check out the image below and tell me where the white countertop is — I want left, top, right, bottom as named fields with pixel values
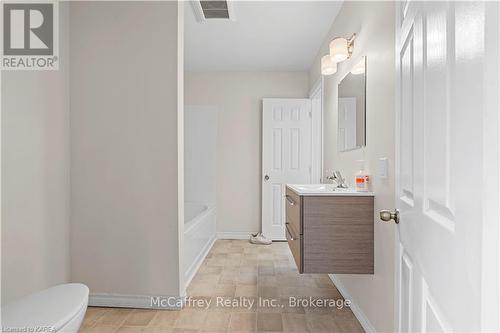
left=287, top=184, right=375, bottom=196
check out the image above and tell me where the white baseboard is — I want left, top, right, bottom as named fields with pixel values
left=185, top=235, right=216, bottom=288
left=216, top=231, right=257, bottom=240
left=329, top=274, right=377, bottom=333
left=89, top=293, right=183, bottom=310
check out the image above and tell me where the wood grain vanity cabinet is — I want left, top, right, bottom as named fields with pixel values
left=285, top=186, right=374, bottom=274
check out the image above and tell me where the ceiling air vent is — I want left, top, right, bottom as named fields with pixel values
left=191, top=0, right=236, bottom=23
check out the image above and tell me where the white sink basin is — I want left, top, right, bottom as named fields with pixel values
left=287, top=184, right=374, bottom=196
left=292, top=184, right=334, bottom=192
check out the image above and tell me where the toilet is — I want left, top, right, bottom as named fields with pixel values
left=2, top=283, right=89, bottom=333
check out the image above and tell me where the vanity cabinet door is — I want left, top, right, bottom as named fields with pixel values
left=285, top=221, right=302, bottom=273
left=285, top=188, right=302, bottom=235
left=285, top=188, right=303, bottom=272
left=302, top=196, right=374, bottom=274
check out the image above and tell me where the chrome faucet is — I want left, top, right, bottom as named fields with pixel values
left=326, top=170, right=349, bottom=188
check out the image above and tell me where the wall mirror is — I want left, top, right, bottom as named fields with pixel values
left=337, top=56, right=366, bottom=152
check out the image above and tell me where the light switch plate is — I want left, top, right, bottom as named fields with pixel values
left=378, top=158, right=388, bottom=179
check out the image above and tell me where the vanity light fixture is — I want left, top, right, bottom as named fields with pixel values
left=321, top=55, right=337, bottom=75
left=350, top=58, right=365, bottom=75
left=321, top=33, right=357, bottom=76
left=329, top=34, right=357, bottom=63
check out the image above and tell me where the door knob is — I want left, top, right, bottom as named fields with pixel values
left=380, top=209, right=400, bottom=224
left=264, top=175, right=270, bottom=181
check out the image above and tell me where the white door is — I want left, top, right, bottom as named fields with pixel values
left=338, top=97, right=357, bottom=151
left=262, top=98, right=312, bottom=240
left=394, top=2, right=500, bottom=332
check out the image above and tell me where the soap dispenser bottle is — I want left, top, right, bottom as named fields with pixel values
left=355, top=160, right=371, bottom=192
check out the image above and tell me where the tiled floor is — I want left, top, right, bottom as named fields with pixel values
left=79, top=240, right=364, bottom=332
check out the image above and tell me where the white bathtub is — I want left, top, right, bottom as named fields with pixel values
left=184, top=202, right=216, bottom=286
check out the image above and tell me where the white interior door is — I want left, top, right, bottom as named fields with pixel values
left=262, top=98, right=312, bottom=240
left=395, top=2, right=500, bottom=332
left=338, top=97, right=357, bottom=151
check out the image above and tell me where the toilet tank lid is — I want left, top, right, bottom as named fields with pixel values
left=1, top=283, right=89, bottom=331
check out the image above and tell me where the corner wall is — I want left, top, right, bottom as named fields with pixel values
left=1, top=3, right=71, bottom=304
left=309, top=2, right=396, bottom=332
left=69, top=1, right=182, bottom=298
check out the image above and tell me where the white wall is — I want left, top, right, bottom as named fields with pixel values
left=184, top=106, right=217, bottom=205
left=1, top=3, right=70, bottom=304
left=69, top=1, right=183, bottom=297
left=309, top=2, right=396, bottom=332
left=185, top=72, right=309, bottom=235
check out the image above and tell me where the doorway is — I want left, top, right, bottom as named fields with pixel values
left=261, top=89, right=323, bottom=240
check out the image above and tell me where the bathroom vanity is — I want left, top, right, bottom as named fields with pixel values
left=285, top=184, right=374, bottom=274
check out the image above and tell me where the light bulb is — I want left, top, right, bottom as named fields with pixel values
left=321, top=55, right=337, bottom=75
left=329, top=37, right=349, bottom=63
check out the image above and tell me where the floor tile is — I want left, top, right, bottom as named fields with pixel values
left=256, top=313, right=283, bottom=332
left=237, top=274, right=258, bottom=286
left=229, top=313, right=257, bottom=332
left=216, top=284, right=237, bottom=297
left=148, top=310, right=179, bottom=327
left=281, top=313, right=308, bottom=332
left=257, top=276, right=277, bottom=287
left=82, top=307, right=109, bottom=327
left=143, top=327, right=173, bottom=333
left=172, top=329, right=199, bottom=333
left=193, top=274, right=221, bottom=285
left=115, top=326, right=145, bottom=333
left=219, top=272, right=238, bottom=285
left=123, top=309, right=156, bottom=326
left=80, top=324, right=117, bottom=333
left=235, top=285, right=258, bottom=297
left=305, top=313, right=340, bottom=333
left=95, top=308, right=133, bottom=326
left=174, top=309, right=207, bottom=330
left=258, top=286, right=280, bottom=298
left=203, top=312, right=231, bottom=331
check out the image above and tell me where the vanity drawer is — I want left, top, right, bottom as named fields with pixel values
left=285, top=222, right=302, bottom=273
left=285, top=188, right=302, bottom=234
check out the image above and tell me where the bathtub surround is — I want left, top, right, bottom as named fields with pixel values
left=185, top=106, right=217, bottom=205
left=309, top=1, right=396, bottom=332
left=1, top=3, right=71, bottom=305
left=69, top=1, right=184, bottom=305
left=185, top=72, right=309, bottom=237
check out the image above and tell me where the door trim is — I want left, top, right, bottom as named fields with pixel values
left=481, top=2, right=500, bottom=330
left=309, top=77, right=324, bottom=184
left=394, top=3, right=401, bottom=331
